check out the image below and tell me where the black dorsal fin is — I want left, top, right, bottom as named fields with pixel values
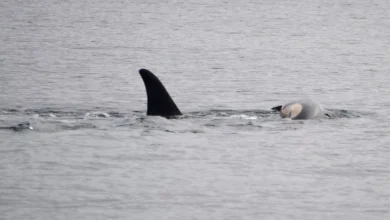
left=139, top=69, right=182, bottom=117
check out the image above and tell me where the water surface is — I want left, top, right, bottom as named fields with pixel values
left=1, top=0, right=389, bottom=219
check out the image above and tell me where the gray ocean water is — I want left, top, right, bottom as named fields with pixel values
left=1, top=0, right=389, bottom=219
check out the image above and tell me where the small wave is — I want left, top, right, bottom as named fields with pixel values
left=229, top=114, right=257, bottom=120
left=0, top=122, right=33, bottom=132
left=85, top=112, right=111, bottom=118
left=326, top=109, right=361, bottom=119
left=0, top=108, right=128, bottom=119
left=59, top=123, right=97, bottom=130
left=0, top=108, right=20, bottom=114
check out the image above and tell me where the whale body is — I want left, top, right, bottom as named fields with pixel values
left=271, top=99, right=330, bottom=120
left=138, top=68, right=330, bottom=120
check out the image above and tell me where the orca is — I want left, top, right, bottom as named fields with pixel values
left=271, top=99, right=331, bottom=120
left=139, top=69, right=182, bottom=117
left=139, top=68, right=331, bottom=120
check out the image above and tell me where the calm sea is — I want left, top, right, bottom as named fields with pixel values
left=1, top=0, right=389, bottom=219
